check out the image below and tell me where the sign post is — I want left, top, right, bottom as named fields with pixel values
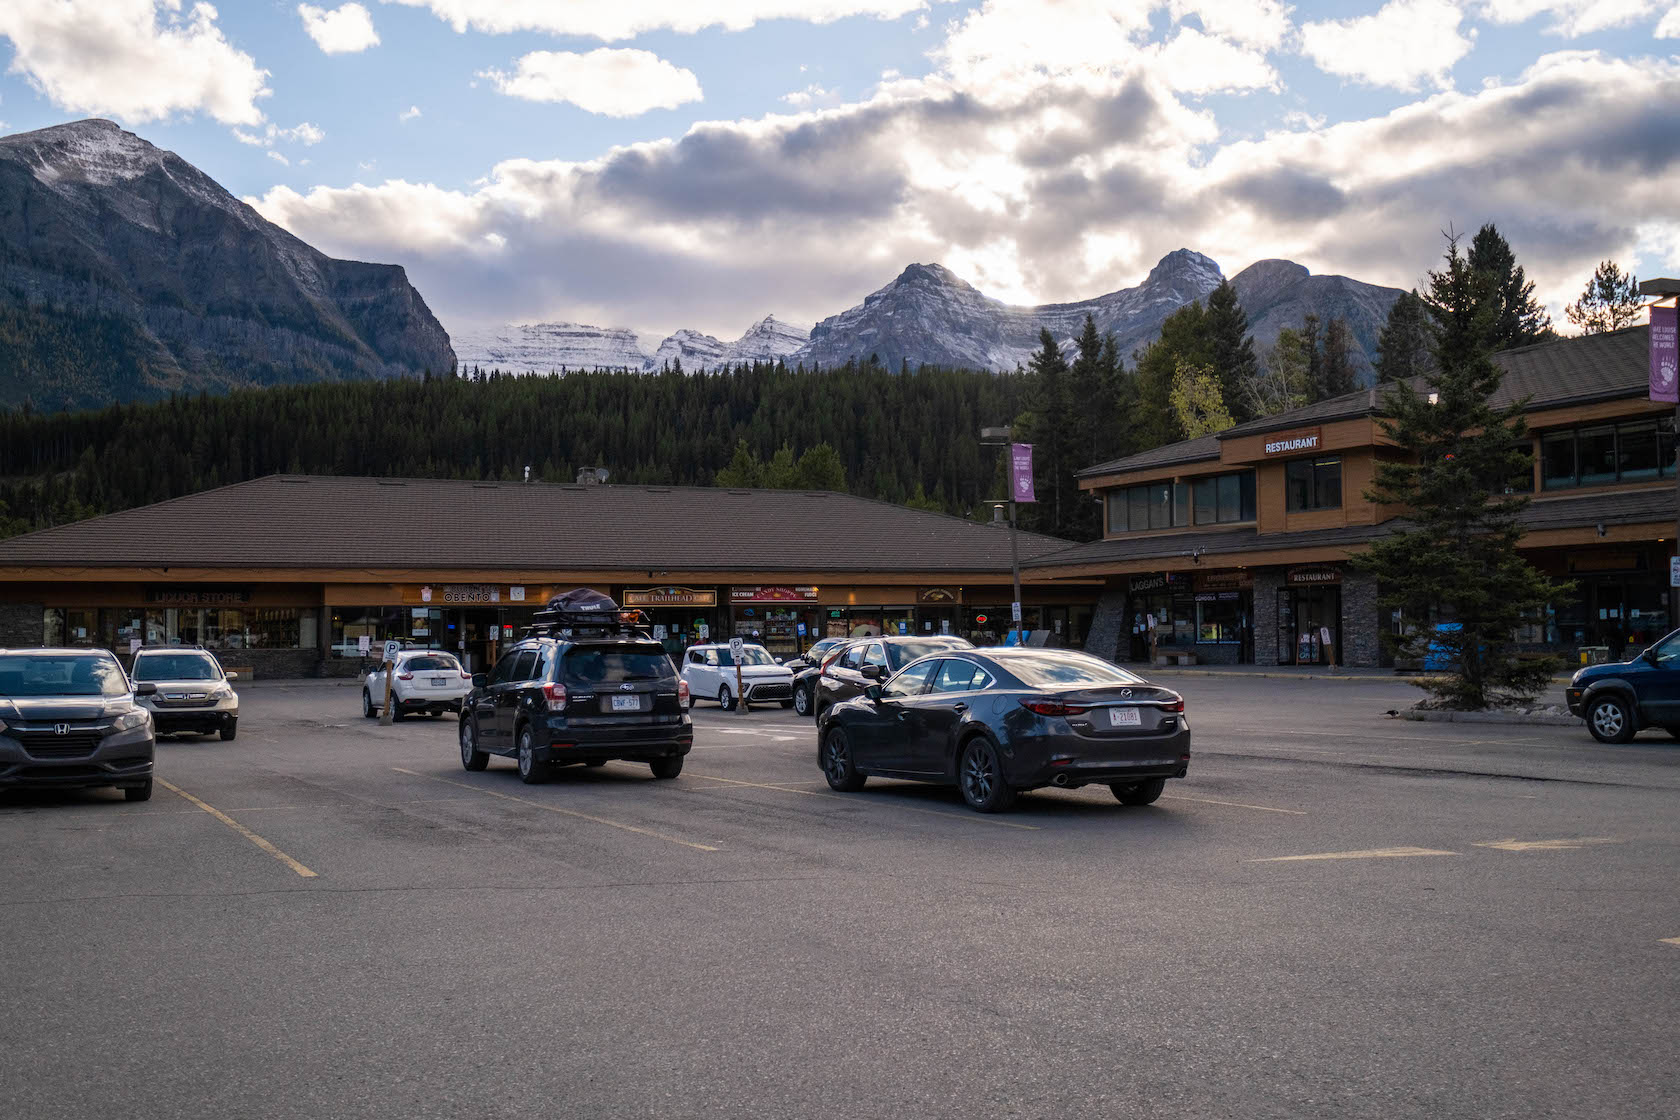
left=1641, top=280, right=1680, bottom=631
left=729, top=636, right=748, bottom=713
left=379, top=638, right=401, bottom=725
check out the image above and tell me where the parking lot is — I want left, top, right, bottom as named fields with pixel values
left=4, top=674, right=1678, bottom=1120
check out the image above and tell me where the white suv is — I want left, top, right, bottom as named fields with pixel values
left=680, top=642, right=795, bottom=710
left=362, top=650, right=472, bottom=720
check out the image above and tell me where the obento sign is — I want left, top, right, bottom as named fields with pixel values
left=1651, top=304, right=1678, bottom=403
left=1263, top=427, right=1322, bottom=457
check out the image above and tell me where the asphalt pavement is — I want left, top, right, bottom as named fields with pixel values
left=2, top=675, right=1676, bottom=1120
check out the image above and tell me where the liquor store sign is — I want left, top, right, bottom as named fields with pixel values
left=623, top=587, right=718, bottom=608
left=1263, top=427, right=1322, bottom=457
left=145, top=587, right=252, bottom=605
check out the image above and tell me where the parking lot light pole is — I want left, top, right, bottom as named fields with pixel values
left=979, top=426, right=1023, bottom=638
left=1638, top=277, right=1680, bottom=631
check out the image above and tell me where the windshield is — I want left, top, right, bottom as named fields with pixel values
left=718, top=646, right=777, bottom=667
left=0, top=653, right=130, bottom=698
left=132, top=653, right=221, bottom=681
left=565, top=646, right=676, bottom=684
left=403, top=655, right=461, bottom=673
left=993, top=653, right=1145, bottom=688
left=887, top=638, right=975, bottom=669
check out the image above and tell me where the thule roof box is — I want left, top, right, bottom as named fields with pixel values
left=526, top=589, right=652, bottom=639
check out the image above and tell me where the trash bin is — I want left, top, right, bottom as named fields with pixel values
left=1578, top=646, right=1611, bottom=665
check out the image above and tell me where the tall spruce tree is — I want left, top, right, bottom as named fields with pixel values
left=1373, top=289, right=1436, bottom=383
left=1564, top=260, right=1643, bottom=334
left=1353, top=233, right=1570, bottom=709
left=1467, top=223, right=1553, bottom=350
left=1320, top=317, right=1358, bottom=398
left=1065, top=315, right=1109, bottom=540
left=1023, top=328, right=1073, bottom=536
left=1205, top=280, right=1259, bottom=423
left=1300, top=313, right=1324, bottom=399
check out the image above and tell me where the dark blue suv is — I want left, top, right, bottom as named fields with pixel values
left=1566, top=628, right=1680, bottom=743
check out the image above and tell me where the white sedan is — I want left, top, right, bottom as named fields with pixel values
left=362, top=650, right=472, bottom=719
left=679, top=642, right=795, bottom=710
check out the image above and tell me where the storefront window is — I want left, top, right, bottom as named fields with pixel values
left=332, top=607, right=405, bottom=657
left=247, top=608, right=306, bottom=649
left=1616, top=422, right=1660, bottom=482
left=1577, top=426, right=1617, bottom=485
left=1543, top=419, right=1669, bottom=489
left=1192, top=472, right=1257, bottom=525
left=1195, top=593, right=1242, bottom=643
left=1541, top=432, right=1576, bottom=490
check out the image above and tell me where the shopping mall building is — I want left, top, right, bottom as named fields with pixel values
left=1027, top=324, right=1675, bottom=668
left=0, top=476, right=1099, bottom=676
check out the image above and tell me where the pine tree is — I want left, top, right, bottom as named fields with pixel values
left=1374, top=290, right=1436, bottom=383
left=1300, top=313, right=1324, bottom=399
left=1205, top=280, right=1259, bottom=422
left=1245, top=328, right=1311, bottom=417
left=1565, top=260, right=1643, bottom=335
left=1023, top=328, right=1072, bottom=536
left=714, top=439, right=763, bottom=487
left=1064, top=315, right=1109, bottom=539
left=1467, top=223, right=1553, bottom=350
left=1353, top=233, right=1571, bottom=709
left=1133, top=301, right=1210, bottom=449
left=1320, top=317, right=1357, bottom=398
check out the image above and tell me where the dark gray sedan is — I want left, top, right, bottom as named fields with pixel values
left=815, top=648, right=1189, bottom=813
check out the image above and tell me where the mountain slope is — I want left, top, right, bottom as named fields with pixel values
left=793, top=250, right=1225, bottom=370
left=1230, top=260, right=1404, bottom=385
left=0, top=119, right=454, bottom=411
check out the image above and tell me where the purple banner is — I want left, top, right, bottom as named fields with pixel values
left=1652, top=304, right=1678, bottom=403
left=1010, top=442, right=1036, bottom=504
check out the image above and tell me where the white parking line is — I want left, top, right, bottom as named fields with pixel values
left=1160, top=793, right=1307, bottom=815
left=686, top=773, right=1041, bottom=831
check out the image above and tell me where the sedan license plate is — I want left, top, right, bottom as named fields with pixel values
left=610, top=694, right=641, bottom=712
left=1108, top=707, right=1142, bottom=728
left=430, top=677, right=446, bottom=687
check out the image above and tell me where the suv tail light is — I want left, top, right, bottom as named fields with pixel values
left=543, top=681, right=567, bottom=710
left=678, top=679, right=690, bottom=705
left=459, top=671, right=471, bottom=679
left=397, top=672, right=414, bottom=681
left=1020, top=698, right=1089, bottom=717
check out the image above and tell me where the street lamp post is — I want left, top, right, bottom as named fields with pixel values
left=980, top=426, right=1023, bottom=640
left=1638, top=278, right=1680, bottom=631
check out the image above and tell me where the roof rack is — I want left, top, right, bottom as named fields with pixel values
left=523, top=607, right=654, bottom=641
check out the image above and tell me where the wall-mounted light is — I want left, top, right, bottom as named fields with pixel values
left=1596, top=522, right=1607, bottom=538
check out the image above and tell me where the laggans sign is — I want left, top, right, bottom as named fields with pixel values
left=1263, top=428, right=1322, bottom=456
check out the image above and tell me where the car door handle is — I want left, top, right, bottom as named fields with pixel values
left=952, top=703, right=967, bottom=712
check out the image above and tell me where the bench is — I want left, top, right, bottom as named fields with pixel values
left=1153, top=648, right=1198, bottom=667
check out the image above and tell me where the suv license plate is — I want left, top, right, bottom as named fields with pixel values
left=1108, top=707, right=1142, bottom=727
left=611, top=695, right=641, bottom=712
left=431, top=677, right=446, bottom=686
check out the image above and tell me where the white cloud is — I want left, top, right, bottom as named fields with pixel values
left=1300, top=0, right=1475, bottom=92
left=382, top=0, right=943, bottom=40
left=1168, top=0, right=1293, bottom=49
left=1479, top=0, right=1660, bottom=36
left=1660, top=3, right=1680, bottom=34
left=399, top=104, right=421, bottom=121
left=233, top=121, right=325, bottom=147
left=782, top=84, right=840, bottom=108
left=1149, top=28, right=1280, bottom=94
left=0, top=0, right=271, bottom=126
left=480, top=49, right=703, bottom=117
left=298, top=3, right=380, bottom=53
left=267, top=149, right=289, bottom=165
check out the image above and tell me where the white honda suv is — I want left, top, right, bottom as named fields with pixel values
left=679, top=642, right=795, bottom=710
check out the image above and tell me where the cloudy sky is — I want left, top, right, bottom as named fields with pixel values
left=2, top=1, right=1678, bottom=344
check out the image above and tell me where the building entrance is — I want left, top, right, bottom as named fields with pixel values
left=1278, top=587, right=1342, bottom=666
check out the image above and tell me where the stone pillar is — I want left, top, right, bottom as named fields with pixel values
left=1341, top=567, right=1380, bottom=668
left=0, top=602, right=45, bottom=648
left=1252, top=569, right=1284, bottom=666
left=1083, top=587, right=1128, bottom=663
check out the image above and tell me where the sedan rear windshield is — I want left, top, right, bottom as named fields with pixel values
left=0, top=653, right=130, bottom=697
left=403, top=655, right=461, bottom=672
left=563, top=646, right=676, bottom=685
left=995, top=655, right=1145, bottom=688
left=131, top=654, right=220, bottom=681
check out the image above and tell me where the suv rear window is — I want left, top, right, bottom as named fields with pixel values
left=403, top=655, right=460, bottom=672
left=562, top=646, right=676, bottom=685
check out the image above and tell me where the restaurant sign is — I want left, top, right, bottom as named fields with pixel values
left=442, top=584, right=503, bottom=604
left=730, top=585, right=820, bottom=602
left=917, top=587, right=959, bottom=604
left=1263, top=427, right=1323, bottom=457
left=623, top=586, right=718, bottom=608
left=1286, top=565, right=1342, bottom=586
left=1128, top=572, right=1178, bottom=593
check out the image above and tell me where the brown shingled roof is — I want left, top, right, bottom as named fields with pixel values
left=0, top=475, right=1073, bottom=574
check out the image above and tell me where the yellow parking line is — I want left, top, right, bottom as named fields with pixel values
left=391, top=768, right=719, bottom=852
left=1473, top=837, right=1619, bottom=852
left=688, top=773, right=1041, bottom=831
left=1248, top=845, right=1457, bottom=863
left=157, top=778, right=318, bottom=879
left=1660, top=937, right=1680, bottom=947
left=1161, top=794, right=1307, bottom=815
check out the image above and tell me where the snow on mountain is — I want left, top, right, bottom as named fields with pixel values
left=452, top=322, right=651, bottom=372
left=724, top=315, right=809, bottom=364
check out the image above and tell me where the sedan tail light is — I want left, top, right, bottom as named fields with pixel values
left=678, top=679, right=690, bottom=705
left=1020, top=698, right=1090, bottom=717
left=1159, top=698, right=1185, bottom=713
left=543, top=681, right=567, bottom=709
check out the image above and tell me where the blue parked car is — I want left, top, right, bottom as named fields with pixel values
left=1566, top=628, right=1680, bottom=743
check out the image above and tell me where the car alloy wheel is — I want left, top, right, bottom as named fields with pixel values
left=517, top=726, right=545, bottom=783
left=1588, top=696, right=1634, bottom=744
left=718, top=684, right=734, bottom=711
left=793, top=685, right=811, bottom=717
left=959, top=739, right=1015, bottom=812
left=822, top=727, right=865, bottom=792
left=362, top=690, right=375, bottom=718
left=460, top=717, right=487, bottom=771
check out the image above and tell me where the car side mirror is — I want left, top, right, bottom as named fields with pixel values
left=1643, top=648, right=1660, bottom=666
left=472, top=673, right=488, bottom=688
left=860, top=664, right=882, bottom=680
left=225, top=671, right=239, bottom=680
left=865, top=684, right=883, bottom=702
left=134, top=682, right=158, bottom=696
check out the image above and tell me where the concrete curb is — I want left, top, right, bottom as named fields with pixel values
left=1144, top=669, right=1576, bottom=685
left=1402, top=710, right=1577, bottom=727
